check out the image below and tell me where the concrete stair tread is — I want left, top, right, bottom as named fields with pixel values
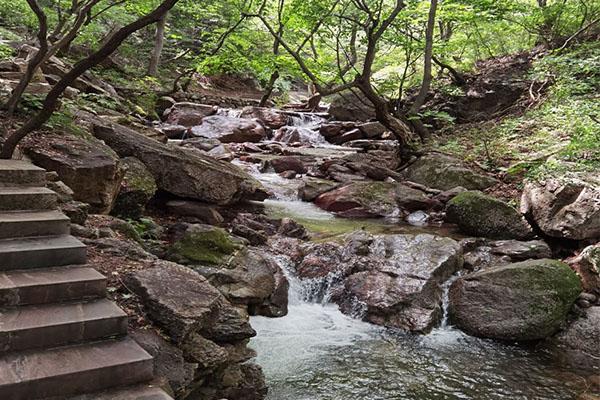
left=0, top=298, right=127, bottom=352
left=0, top=210, right=69, bottom=223
left=0, top=266, right=106, bottom=306
left=0, top=210, right=70, bottom=239
left=64, top=384, right=174, bottom=399
left=0, top=298, right=125, bottom=332
left=0, top=337, right=153, bottom=396
left=0, top=234, right=85, bottom=254
left=0, top=161, right=46, bottom=187
left=0, top=186, right=55, bottom=196
left=0, top=161, right=44, bottom=173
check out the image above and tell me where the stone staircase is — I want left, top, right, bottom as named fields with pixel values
left=0, top=160, right=173, bottom=400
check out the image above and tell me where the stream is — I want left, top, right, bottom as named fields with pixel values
left=184, top=110, right=589, bottom=399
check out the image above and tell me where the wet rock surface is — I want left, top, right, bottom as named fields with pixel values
left=446, top=191, right=534, bottom=240
left=449, top=259, right=582, bottom=340
left=191, top=115, right=266, bottom=143
left=315, top=181, right=432, bottom=218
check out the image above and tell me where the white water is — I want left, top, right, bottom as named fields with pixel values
left=250, top=255, right=581, bottom=400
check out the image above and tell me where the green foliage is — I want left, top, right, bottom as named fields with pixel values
left=433, top=41, right=600, bottom=178
left=0, top=43, right=14, bottom=59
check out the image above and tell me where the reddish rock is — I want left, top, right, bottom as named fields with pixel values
left=270, top=156, right=307, bottom=174
left=191, top=116, right=266, bottom=143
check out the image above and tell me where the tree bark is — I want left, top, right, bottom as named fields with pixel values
left=0, top=0, right=180, bottom=159
left=147, top=12, right=167, bottom=76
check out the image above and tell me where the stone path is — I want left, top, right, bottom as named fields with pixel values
left=0, top=160, right=173, bottom=399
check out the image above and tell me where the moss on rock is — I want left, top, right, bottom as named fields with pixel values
left=446, top=190, right=533, bottom=239
left=449, top=258, right=582, bottom=341
left=171, top=225, right=242, bottom=265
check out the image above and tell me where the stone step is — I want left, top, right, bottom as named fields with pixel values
left=0, top=235, right=87, bottom=270
left=0, top=210, right=70, bottom=239
left=0, top=187, right=57, bottom=212
left=64, top=384, right=174, bottom=400
left=0, top=299, right=127, bottom=352
left=0, top=161, right=46, bottom=187
left=0, top=266, right=106, bottom=307
left=0, top=337, right=154, bottom=400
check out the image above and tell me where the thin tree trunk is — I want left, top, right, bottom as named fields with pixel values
left=259, top=70, right=279, bottom=107
left=0, top=0, right=180, bottom=159
left=4, top=0, right=48, bottom=115
left=147, top=13, right=167, bottom=76
left=410, top=0, right=438, bottom=115
left=408, top=0, right=438, bottom=140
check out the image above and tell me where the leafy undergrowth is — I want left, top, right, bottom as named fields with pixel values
left=430, top=41, right=600, bottom=182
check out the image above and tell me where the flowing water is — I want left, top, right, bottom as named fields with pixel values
left=220, top=110, right=589, bottom=399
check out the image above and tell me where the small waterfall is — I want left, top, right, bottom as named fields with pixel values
left=440, top=272, right=461, bottom=328
left=272, top=253, right=345, bottom=305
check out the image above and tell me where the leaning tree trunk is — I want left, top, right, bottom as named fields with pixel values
left=0, top=0, right=180, bottom=159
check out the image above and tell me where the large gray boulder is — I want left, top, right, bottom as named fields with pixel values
left=23, top=134, right=124, bottom=214
left=337, top=233, right=463, bottom=332
left=315, top=181, right=432, bottom=218
left=521, top=174, right=600, bottom=240
left=191, top=115, right=266, bottom=143
left=327, top=92, right=376, bottom=121
left=403, top=154, right=498, bottom=191
left=92, top=122, right=267, bottom=205
left=164, top=102, right=217, bottom=126
left=446, top=191, right=534, bottom=240
left=291, top=232, right=463, bottom=332
left=449, top=259, right=582, bottom=341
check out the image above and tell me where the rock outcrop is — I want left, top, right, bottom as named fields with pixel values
left=569, top=244, right=600, bottom=296
left=521, top=174, right=600, bottom=240
left=446, top=191, right=534, bottom=240
left=126, top=261, right=267, bottom=400
left=403, top=154, right=498, bottom=191
left=92, top=122, right=267, bottom=204
left=449, top=259, right=581, bottom=340
left=23, top=134, right=124, bottom=214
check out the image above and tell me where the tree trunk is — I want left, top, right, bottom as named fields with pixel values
left=147, top=13, right=167, bottom=76
left=409, top=0, right=438, bottom=115
left=4, top=0, right=48, bottom=115
left=259, top=70, right=279, bottom=107
left=0, top=0, right=180, bottom=159
left=408, top=0, right=438, bottom=140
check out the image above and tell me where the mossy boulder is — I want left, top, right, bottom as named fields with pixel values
left=112, top=157, right=157, bottom=219
left=449, top=259, right=582, bottom=341
left=403, top=154, right=498, bottom=191
left=446, top=191, right=533, bottom=240
left=169, top=224, right=242, bottom=265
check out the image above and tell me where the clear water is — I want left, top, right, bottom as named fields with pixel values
left=232, top=112, right=589, bottom=400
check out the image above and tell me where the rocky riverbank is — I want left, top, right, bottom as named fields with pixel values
left=2, top=49, right=599, bottom=399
